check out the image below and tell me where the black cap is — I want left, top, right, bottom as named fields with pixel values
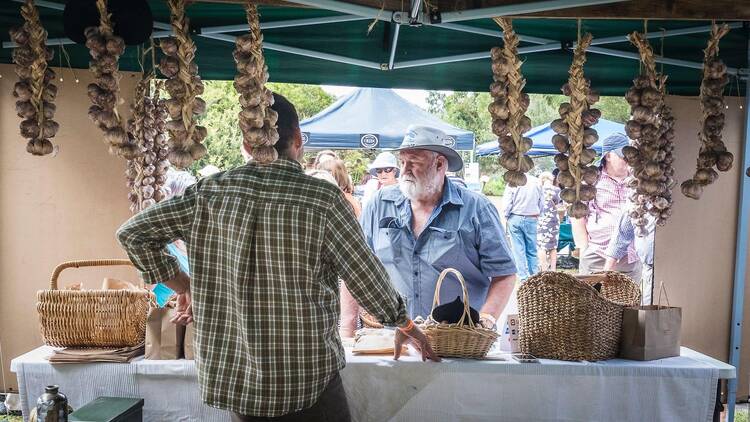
left=63, top=0, right=153, bottom=45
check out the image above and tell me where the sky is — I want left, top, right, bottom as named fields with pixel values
left=321, top=85, right=442, bottom=110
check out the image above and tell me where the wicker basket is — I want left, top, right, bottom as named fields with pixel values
left=518, top=271, right=641, bottom=361
left=420, top=268, right=498, bottom=359
left=37, top=259, right=153, bottom=347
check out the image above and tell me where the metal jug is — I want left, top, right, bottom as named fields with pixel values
left=36, top=385, right=68, bottom=422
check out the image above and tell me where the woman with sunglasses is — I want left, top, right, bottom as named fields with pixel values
left=362, top=152, right=399, bottom=208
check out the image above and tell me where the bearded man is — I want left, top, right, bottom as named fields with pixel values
left=348, top=125, right=517, bottom=332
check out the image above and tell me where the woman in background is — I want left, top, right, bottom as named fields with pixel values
left=319, top=158, right=361, bottom=218
left=537, top=171, right=561, bottom=271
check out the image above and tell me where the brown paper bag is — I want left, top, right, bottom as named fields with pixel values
left=145, top=302, right=184, bottom=360
left=619, top=283, right=681, bottom=361
left=181, top=323, right=195, bottom=360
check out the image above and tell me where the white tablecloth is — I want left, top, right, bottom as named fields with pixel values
left=12, top=346, right=733, bottom=422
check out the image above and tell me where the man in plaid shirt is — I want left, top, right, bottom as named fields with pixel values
left=117, top=94, right=438, bottom=422
left=572, top=133, right=640, bottom=281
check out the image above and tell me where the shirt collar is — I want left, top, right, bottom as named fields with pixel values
left=268, top=158, right=303, bottom=173
left=381, top=177, right=464, bottom=207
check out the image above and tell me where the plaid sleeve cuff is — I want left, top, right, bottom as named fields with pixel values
left=133, top=253, right=181, bottom=285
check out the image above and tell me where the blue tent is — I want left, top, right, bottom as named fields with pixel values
left=299, top=88, right=475, bottom=150
left=475, top=118, right=625, bottom=157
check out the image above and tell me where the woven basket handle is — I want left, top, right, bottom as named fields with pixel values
left=49, top=259, right=135, bottom=290
left=431, top=268, right=475, bottom=328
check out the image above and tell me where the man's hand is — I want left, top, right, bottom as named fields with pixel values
left=394, top=324, right=441, bottom=362
left=171, top=291, right=193, bottom=325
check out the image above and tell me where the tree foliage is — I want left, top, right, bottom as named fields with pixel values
left=190, top=81, right=335, bottom=174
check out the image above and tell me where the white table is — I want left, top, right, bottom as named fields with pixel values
left=12, top=346, right=734, bottom=422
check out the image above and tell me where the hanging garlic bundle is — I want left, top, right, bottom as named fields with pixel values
left=551, top=33, right=600, bottom=218
left=233, top=1, right=279, bottom=164
left=10, top=0, right=58, bottom=156
left=489, top=18, right=533, bottom=187
left=126, top=78, right=169, bottom=212
left=160, top=0, right=207, bottom=168
left=84, top=0, right=139, bottom=159
left=622, top=32, right=676, bottom=234
left=681, top=23, right=732, bottom=200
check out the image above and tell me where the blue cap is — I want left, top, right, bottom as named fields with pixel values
left=600, top=133, right=630, bottom=158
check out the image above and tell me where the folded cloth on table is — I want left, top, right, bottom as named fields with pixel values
left=47, top=343, right=145, bottom=364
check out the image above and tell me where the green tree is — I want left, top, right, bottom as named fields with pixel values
left=191, top=81, right=335, bottom=174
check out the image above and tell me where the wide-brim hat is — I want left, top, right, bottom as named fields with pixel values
left=368, top=152, right=398, bottom=175
left=395, top=125, right=463, bottom=172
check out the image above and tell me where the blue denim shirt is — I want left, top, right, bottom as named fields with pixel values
left=361, top=179, right=517, bottom=318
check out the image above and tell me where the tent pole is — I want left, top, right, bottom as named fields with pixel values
left=388, top=24, right=401, bottom=70
left=199, top=33, right=384, bottom=70
left=436, top=0, right=627, bottom=23
left=200, top=15, right=369, bottom=34
left=591, top=22, right=744, bottom=46
left=586, top=46, right=742, bottom=77
left=394, top=43, right=559, bottom=69
left=726, top=34, right=750, bottom=422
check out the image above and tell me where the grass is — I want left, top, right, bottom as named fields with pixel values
left=0, top=416, right=22, bottom=422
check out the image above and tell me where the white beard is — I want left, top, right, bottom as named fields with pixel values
left=399, top=171, right=440, bottom=201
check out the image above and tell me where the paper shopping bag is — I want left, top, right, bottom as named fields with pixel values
left=145, top=301, right=184, bottom=360
left=619, top=284, right=681, bottom=361
left=180, top=323, right=195, bottom=360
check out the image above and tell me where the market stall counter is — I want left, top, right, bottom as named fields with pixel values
left=12, top=346, right=734, bottom=422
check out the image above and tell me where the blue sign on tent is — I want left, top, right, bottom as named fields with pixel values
left=300, top=88, right=475, bottom=151
left=475, top=118, right=626, bottom=157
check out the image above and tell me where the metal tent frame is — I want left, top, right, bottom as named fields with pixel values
left=1, top=0, right=749, bottom=419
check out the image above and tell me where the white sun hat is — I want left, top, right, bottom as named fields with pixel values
left=396, top=125, right=463, bottom=172
left=368, top=152, right=399, bottom=175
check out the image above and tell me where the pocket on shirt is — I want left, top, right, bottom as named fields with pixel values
left=426, top=227, right=462, bottom=269
left=374, top=227, right=403, bottom=264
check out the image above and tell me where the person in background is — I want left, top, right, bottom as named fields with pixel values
left=117, top=94, right=438, bottom=422
left=355, top=125, right=517, bottom=332
left=198, top=165, right=221, bottom=179
left=361, top=151, right=399, bottom=207
left=536, top=171, right=561, bottom=271
left=502, top=173, right=544, bottom=281
left=319, top=158, right=361, bottom=218
left=314, top=149, right=339, bottom=168
left=572, top=133, right=641, bottom=280
left=604, top=212, right=655, bottom=304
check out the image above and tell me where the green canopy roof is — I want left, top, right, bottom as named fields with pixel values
left=0, top=1, right=746, bottom=95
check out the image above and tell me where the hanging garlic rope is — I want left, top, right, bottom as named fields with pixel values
left=623, top=32, right=676, bottom=234
left=85, top=0, right=138, bottom=159
left=489, top=17, right=533, bottom=187
left=10, top=0, right=59, bottom=156
left=552, top=30, right=600, bottom=219
left=160, top=0, right=208, bottom=169
left=681, top=23, right=732, bottom=200
left=234, top=0, right=279, bottom=164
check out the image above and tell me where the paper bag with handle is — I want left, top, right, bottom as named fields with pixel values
left=145, top=299, right=185, bottom=360
left=619, top=282, right=681, bottom=361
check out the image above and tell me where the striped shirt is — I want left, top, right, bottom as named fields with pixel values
left=585, top=170, right=637, bottom=263
left=117, top=158, right=408, bottom=417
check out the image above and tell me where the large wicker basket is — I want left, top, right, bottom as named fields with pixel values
left=420, top=268, right=499, bottom=359
left=37, top=259, right=153, bottom=347
left=518, top=271, right=640, bottom=361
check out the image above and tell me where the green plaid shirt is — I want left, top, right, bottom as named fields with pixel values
left=117, top=158, right=408, bottom=416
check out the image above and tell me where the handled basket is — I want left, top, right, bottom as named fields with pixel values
left=518, top=271, right=641, bottom=361
left=420, top=268, right=498, bottom=359
left=37, top=259, right=153, bottom=347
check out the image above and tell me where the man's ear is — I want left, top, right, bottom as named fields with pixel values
left=293, top=128, right=303, bottom=149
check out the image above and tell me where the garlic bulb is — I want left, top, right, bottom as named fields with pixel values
left=489, top=18, right=533, bottom=187
left=682, top=23, right=732, bottom=200
left=624, top=32, right=676, bottom=232
left=234, top=1, right=279, bottom=164
left=10, top=0, right=58, bottom=156
left=553, top=33, right=599, bottom=219
left=160, top=0, right=208, bottom=169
